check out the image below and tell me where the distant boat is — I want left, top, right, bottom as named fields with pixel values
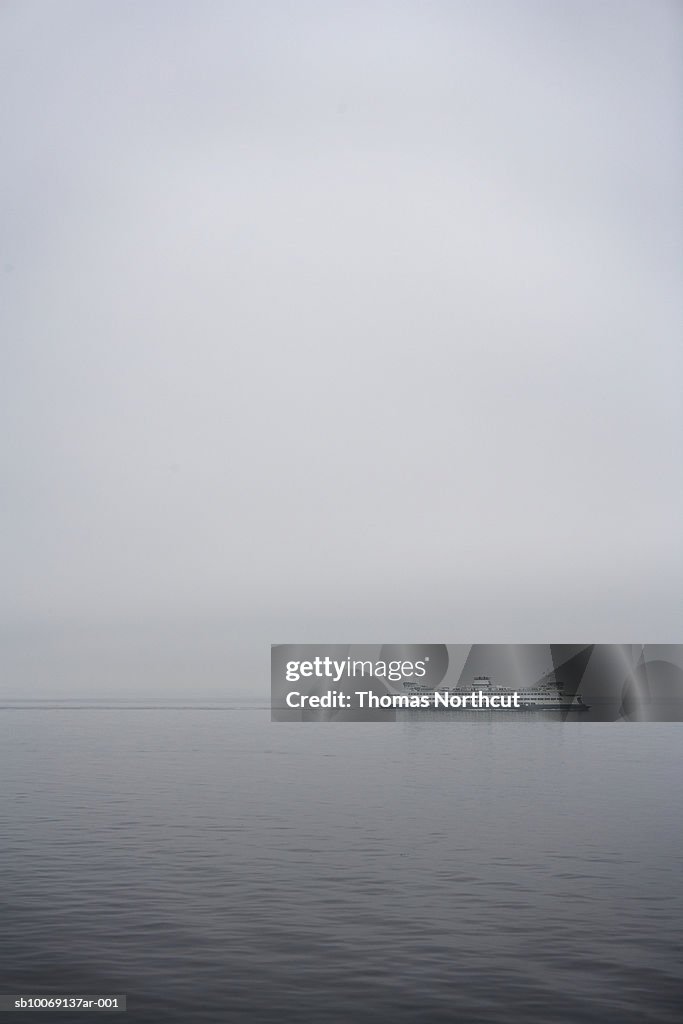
left=405, top=674, right=590, bottom=712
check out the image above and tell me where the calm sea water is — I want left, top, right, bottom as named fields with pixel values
left=1, top=701, right=682, bottom=1023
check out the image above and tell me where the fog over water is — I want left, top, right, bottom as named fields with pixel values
left=2, top=2, right=681, bottom=694
left=1, top=9, right=681, bottom=1023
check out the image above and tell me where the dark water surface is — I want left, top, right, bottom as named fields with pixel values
left=1, top=702, right=681, bottom=1022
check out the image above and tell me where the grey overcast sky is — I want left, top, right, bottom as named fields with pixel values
left=1, top=1, right=681, bottom=695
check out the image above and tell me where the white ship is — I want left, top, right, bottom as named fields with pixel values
left=406, top=674, right=589, bottom=712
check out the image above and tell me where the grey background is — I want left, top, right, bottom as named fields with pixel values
left=2, top=1, right=681, bottom=697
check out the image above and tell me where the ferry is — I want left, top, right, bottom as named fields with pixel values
left=405, top=674, right=589, bottom=712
